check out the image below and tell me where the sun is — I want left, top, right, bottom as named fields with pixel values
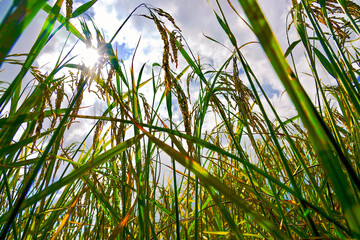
left=79, top=46, right=100, bottom=68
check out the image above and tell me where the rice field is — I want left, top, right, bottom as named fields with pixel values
left=0, top=0, right=360, bottom=239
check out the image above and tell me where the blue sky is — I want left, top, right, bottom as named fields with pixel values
left=0, top=0, right=307, bottom=136
left=1, top=0, right=359, bottom=177
left=3, top=0, right=358, bottom=125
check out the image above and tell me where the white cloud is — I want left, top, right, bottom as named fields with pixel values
left=3, top=0, right=349, bottom=163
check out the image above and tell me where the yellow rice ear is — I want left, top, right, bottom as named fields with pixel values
left=66, top=0, right=73, bottom=20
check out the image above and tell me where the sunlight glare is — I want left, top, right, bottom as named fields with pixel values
left=80, top=47, right=100, bottom=68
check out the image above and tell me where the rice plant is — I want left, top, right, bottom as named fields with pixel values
left=0, top=0, right=359, bottom=239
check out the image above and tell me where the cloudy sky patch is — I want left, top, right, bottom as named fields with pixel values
left=1, top=0, right=341, bottom=142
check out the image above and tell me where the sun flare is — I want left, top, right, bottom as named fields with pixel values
left=79, top=47, right=100, bottom=68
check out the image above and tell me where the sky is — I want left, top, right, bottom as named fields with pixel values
left=0, top=0, right=301, bottom=100
left=1, top=0, right=360, bottom=183
left=0, top=0, right=304, bottom=177
left=0, top=0, right=292, bottom=115
left=1, top=0, right=358, bottom=146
